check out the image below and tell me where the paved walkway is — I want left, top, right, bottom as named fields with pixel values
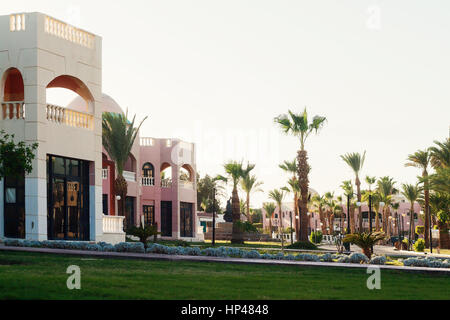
left=1, top=245, right=449, bottom=275
left=318, top=244, right=450, bottom=259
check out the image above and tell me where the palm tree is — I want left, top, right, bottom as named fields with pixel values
left=312, top=193, right=327, bottom=235
left=343, top=232, right=386, bottom=259
left=263, top=202, right=276, bottom=234
left=341, top=151, right=366, bottom=232
left=279, top=159, right=300, bottom=240
left=362, top=190, right=381, bottom=231
left=281, top=177, right=301, bottom=240
left=365, top=176, right=377, bottom=231
left=102, top=111, right=147, bottom=228
left=341, top=180, right=356, bottom=233
left=405, top=149, right=431, bottom=247
left=429, top=138, right=450, bottom=169
left=401, top=183, right=423, bottom=250
left=274, top=108, right=327, bottom=241
left=324, top=192, right=336, bottom=235
left=219, top=161, right=255, bottom=243
left=377, top=176, right=397, bottom=237
left=268, top=189, right=286, bottom=250
left=429, top=192, right=450, bottom=249
left=240, top=174, right=263, bottom=223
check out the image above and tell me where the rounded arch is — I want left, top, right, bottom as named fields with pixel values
left=160, top=162, right=172, bottom=180
left=2, top=67, right=24, bottom=101
left=142, top=162, right=154, bottom=177
left=180, top=164, right=194, bottom=182
left=46, top=75, right=94, bottom=113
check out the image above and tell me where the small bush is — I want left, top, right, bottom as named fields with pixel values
left=369, top=256, right=387, bottom=265
left=296, top=253, right=320, bottom=262
left=415, top=226, right=425, bottom=236
left=319, top=253, right=333, bottom=262
left=286, top=241, right=318, bottom=250
left=348, top=253, right=369, bottom=264
left=309, top=231, right=323, bottom=244
left=413, top=238, right=425, bottom=252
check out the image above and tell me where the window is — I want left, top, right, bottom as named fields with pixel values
left=143, top=205, right=155, bottom=226
left=5, top=188, right=16, bottom=203
left=102, top=194, right=108, bottom=215
left=180, top=202, right=193, bottom=237
left=142, top=162, right=154, bottom=177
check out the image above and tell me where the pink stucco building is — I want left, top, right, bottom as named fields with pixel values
left=0, top=12, right=198, bottom=244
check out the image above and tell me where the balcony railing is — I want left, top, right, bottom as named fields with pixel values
left=10, top=14, right=26, bottom=32
left=46, top=104, right=94, bottom=130
left=123, top=171, right=136, bottom=182
left=161, top=178, right=172, bottom=188
left=103, top=215, right=125, bottom=234
left=140, top=137, right=154, bottom=146
left=141, top=176, right=154, bottom=186
left=102, top=168, right=108, bottom=180
left=44, top=15, right=95, bottom=49
left=1, top=101, right=25, bottom=119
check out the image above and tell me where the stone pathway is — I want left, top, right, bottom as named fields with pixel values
left=1, top=245, right=449, bottom=275
left=318, top=244, right=450, bottom=259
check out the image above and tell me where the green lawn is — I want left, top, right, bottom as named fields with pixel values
left=0, top=251, right=449, bottom=300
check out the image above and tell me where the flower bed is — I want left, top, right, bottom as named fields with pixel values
left=2, top=239, right=449, bottom=269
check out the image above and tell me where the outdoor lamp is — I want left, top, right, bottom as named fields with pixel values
left=116, top=195, right=121, bottom=201
left=356, top=202, right=361, bottom=207
left=380, top=202, right=385, bottom=208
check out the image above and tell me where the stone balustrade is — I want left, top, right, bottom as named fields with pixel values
left=1, top=101, right=25, bottom=119
left=46, top=104, right=94, bottom=130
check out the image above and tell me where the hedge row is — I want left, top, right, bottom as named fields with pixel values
left=3, top=239, right=449, bottom=269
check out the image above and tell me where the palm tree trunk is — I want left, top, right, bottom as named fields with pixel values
left=294, top=193, right=299, bottom=241
left=231, top=187, right=243, bottom=244
left=424, top=176, right=430, bottom=248
left=279, top=207, right=284, bottom=251
left=297, top=150, right=309, bottom=241
left=350, top=205, right=356, bottom=233
left=375, top=210, right=380, bottom=231
left=355, top=177, right=362, bottom=232
left=409, top=204, right=414, bottom=250
left=246, top=192, right=251, bottom=223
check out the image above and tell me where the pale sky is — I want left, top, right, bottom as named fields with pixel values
left=3, top=1, right=449, bottom=208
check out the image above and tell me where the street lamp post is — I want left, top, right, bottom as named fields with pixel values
left=429, top=210, right=433, bottom=254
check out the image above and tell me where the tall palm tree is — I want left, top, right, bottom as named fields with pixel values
left=312, top=193, right=327, bottom=235
left=324, top=192, right=336, bottom=235
left=377, top=176, right=397, bottom=237
left=268, top=189, right=286, bottom=250
left=405, top=149, right=431, bottom=247
left=281, top=177, right=301, bottom=240
left=219, top=161, right=255, bottom=243
left=240, top=174, right=263, bottom=223
left=429, top=138, right=450, bottom=169
left=102, top=111, right=147, bottom=228
left=341, top=151, right=366, bottom=232
left=365, top=176, right=377, bottom=231
left=274, top=108, right=327, bottom=241
left=362, top=190, right=381, bottom=231
left=263, top=202, right=276, bottom=234
left=341, top=180, right=356, bottom=233
left=391, top=202, right=400, bottom=236
left=279, top=159, right=300, bottom=240
left=401, top=183, right=423, bottom=250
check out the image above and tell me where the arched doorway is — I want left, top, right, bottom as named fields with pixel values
left=1, top=67, right=25, bottom=119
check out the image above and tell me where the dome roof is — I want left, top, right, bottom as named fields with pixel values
left=67, top=93, right=124, bottom=114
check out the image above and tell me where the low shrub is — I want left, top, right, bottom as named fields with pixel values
left=296, top=253, right=320, bottom=262
left=348, top=253, right=369, bottom=264
left=286, top=241, right=318, bottom=250
left=309, top=231, right=323, bottom=244
left=413, top=238, right=425, bottom=252
left=369, top=256, right=387, bottom=265
left=319, top=253, right=333, bottom=262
